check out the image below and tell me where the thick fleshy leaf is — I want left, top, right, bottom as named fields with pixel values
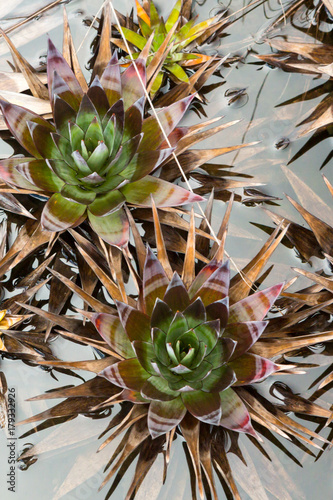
left=183, top=297, right=206, bottom=329
left=87, top=190, right=125, bottom=217
left=143, top=247, right=169, bottom=315
left=85, top=118, right=104, bottom=153
left=224, top=321, right=268, bottom=359
left=206, top=297, right=229, bottom=330
left=148, top=397, right=186, bottom=439
left=87, top=142, right=109, bottom=172
left=228, top=283, right=284, bottom=323
left=201, top=365, right=236, bottom=393
left=151, top=327, right=170, bottom=366
left=47, top=38, right=83, bottom=104
left=53, top=96, right=76, bottom=138
left=193, top=320, right=220, bottom=353
left=220, top=388, right=257, bottom=436
left=87, top=207, right=129, bottom=247
left=141, top=376, right=179, bottom=401
left=116, top=301, right=151, bottom=342
left=163, top=272, right=190, bottom=312
left=0, top=157, right=43, bottom=190
left=151, top=299, right=173, bottom=333
left=182, top=359, right=212, bottom=384
left=92, top=313, right=135, bottom=358
left=41, top=193, right=86, bottom=232
left=205, top=337, right=236, bottom=367
left=190, top=261, right=230, bottom=306
left=71, top=151, right=91, bottom=175
left=100, top=52, right=122, bottom=107
left=0, top=100, right=54, bottom=158
left=120, top=175, right=202, bottom=207
left=132, top=340, right=156, bottom=375
left=182, top=391, right=222, bottom=425
left=120, top=148, right=174, bottom=182
left=188, top=258, right=220, bottom=299
left=61, top=184, right=96, bottom=205
left=47, top=159, right=78, bottom=185
left=51, top=71, right=81, bottom=111
left=103, top=134, right=143, bottom=177
left=28, top=122, right=62, bottom=159
left=123, top=96, right=145, bottom=142
left=69, top=122, right=85, bottom=152
left=86, top=75, right=110, bottom=118
left=140, top=95, right=194, bottom=150
left=99, top=358, right=150, bottom=391
left=121, top=58, right=146, bottom=109
left=166, top=312, right=188, bottom=344
left=76, top=94, right=99, bottom=132
left=229, top=353, right=279, bottom=385
left=16, top=160, right=64, bottom=192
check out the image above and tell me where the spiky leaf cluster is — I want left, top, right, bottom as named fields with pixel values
left=0, top=39, right=201, bottom=247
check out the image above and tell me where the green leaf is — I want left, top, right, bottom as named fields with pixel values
left=92, top=313, right=135, bottom=358
left=99, top=358, right=150, bottom=391
left=84, top=117, right=104, bottom=152
left=182, top=391, right=222, bottom=425
left=141, top=376, right=179, bottom=401
left=87, top=189, right=125, bottom=217
left=183, top=298, right=206, bottom=329
left=16, top=159, right=64, bottom=192
left=41, top=192, right=86, bottom=232
left=47, top=159, right=79, bottom=185
left=120, top=27, right=147, bottom=50
left=87, top=207, right=129, bottom=247
left=165, top=0, right=182, bottom=32
left=69, top=122, right=85, bottom=152
left=86, top=141, right=109, bottom=172
left=166, top=312, right=188, bottom=344
left=201, top=365, right=236, bottom=393
left=165, top=63, right=189, bottom=83
left=76, top=94, right=99, bottom=132
left=148, top=397, right=186, bottom=438
left=61, top=184, right=96, bottom=205
left=193, top=321, right=219, bottom=353
left=152, top=327, right=170, bottom=366
left=116, top=301, right=151, bottom=343
left=151, top=299, right=174, bottom=334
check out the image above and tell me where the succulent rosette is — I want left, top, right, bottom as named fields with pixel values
left=0, top=39, right=201, bottom=246
left=114, top=0, right=222, bottom=96
left=95, top=247, right=284, bottom=438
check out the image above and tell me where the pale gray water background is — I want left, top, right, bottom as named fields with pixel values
left=0, top=0, right=332, bottom=498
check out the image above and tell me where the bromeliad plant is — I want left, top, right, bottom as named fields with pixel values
left=112, top=0, right=225, bottom=96
left=0, top=38, right=202, bottom=247
left=18, top=200, right=333, bottom=499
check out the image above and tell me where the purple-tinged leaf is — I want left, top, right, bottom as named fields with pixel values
left=87, top=207, right=129, bottom=247
left=47, top=38, right=83, bottom=104
left=150, top=300, right=173, bottom=333
left=92, top=313, right=135, bottom=358
left=0, top=157, right=43, bottom=191
left=132, top=340, right=156, bottom=375
left=53, top=96, right=76, bottom=139
left=206, top=297, right=229, bottom=331
left=0, top=100, right=54, bottom=158
left=123, top=96, right=145, bottom=142
left=51, top=71, right=81, bottom=111
left=87, top=190, right=125, bottom=217
left=204, top=337, right=236, bottom=366
left=41, top=193, right=86, bottom=231
left=120, top=175, right=203, bottom=207
left=183, top=297, right=206, bottom=329
left=28, top=122, right=62, bottom=159
left=229, top=353, right=279, bottom=385
left=141, top=376, right=179, bottom=401
left=87, top=75, right=110, bottom=119
left=100, top=52, right=122, bottom=107
left=190, top=261, right=230, bottom=306
left=16, top=159, right=64, bottom=192
left=220, top=388, right=257, bottom=437
left=151, top=327, right=170, bottom=366
left=228, top=283, right=284, bottom=323
left=99, top=358, right=150, bottom=391
left=201, top=365, right=236, bottom=393
left=116, top=301, right=151, bottom=343
left=121, top=58, right=146, bottom=109
left=163, top=272, right=190, bottom=312
left=148, top=397, right=186, bottom=439
left=182, top=391, right=222, bottom=425
left=224, top=321, right=268, bottom=359
left=120, top=148, right=174, bottom=182
left=143, top=247, right=169, bottom=315
left=193, top=320, right=220, bottom=353
left=188, top=257, right=221, bottom=299
left=140, top=95, right=194, bottom=150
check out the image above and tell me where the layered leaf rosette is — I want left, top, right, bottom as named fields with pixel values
left=94, top=247, right=284, bottom=438
left=0, top=39, right=201, bottom=246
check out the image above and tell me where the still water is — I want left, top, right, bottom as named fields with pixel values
left=0, top=0, right=332, bottom=498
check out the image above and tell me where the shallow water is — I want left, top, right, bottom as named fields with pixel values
left=0, top=0, right=332, bottom=499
